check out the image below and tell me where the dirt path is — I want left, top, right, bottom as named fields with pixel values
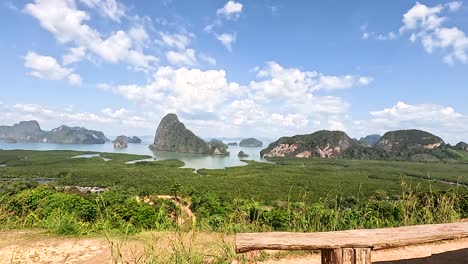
left=1, top=231, right=467, bottom=263
left=156, top=195, right=196, bottom=226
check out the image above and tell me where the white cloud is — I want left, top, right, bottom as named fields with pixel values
left=216, top=33, right=236, bottom=51
left=0, top=103, right=156, bottom=135
left=360, top=24, right=397, bottom=41
left=113, top=66, right=241, bottom=114
left=100, top=61, right=373, bottom=138
left=24, top=0, right=157, bottom=70
left=398, top=2, right=468, bottom=64
left=166, top=49, right=197, bottom=66
left=79, top=0, right=125, bottom=22
left=62, top=46, right=86, bottom=65
left=368, top=101, right=468, bottom=143
left=129, top=25, right=149, bottom=49
left=68, top=73, right=82, bottom=86
left=249, top=61, right=372, bottom=102
left=400, top=2, right=446, bottom=33
left=446, top=1, right=463, bottom=12
left=158, top=32, right=192, bottom=50
left=24, top=51, right=82, bottom=86
left=217, top=1, right=243, bottom=20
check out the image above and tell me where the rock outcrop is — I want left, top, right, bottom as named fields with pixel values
left=0, top=121, right=108, bottom=144
left=239, top=138, right=263, bottom=147
left=227, top=142, right=238, bottom=146
left=150, top=114, right=209, bottom=154
left=208, top=139, right=229, bottom=155
left=48, top=125, right=108, bottom=144
left=374, top=129, right=444, bottom=152
left=261, top=130, right=355, bottom=158
left=238, top=151, right=249, bottom=158
left=113, top=136, right=128, bottom=148
left=455, top=142, right=468, bottom=151
left=150, top=114, right=229, bottom=155
left=112, top=135, right=142, bottom=144
left=358, top=134, right=381, bottom=147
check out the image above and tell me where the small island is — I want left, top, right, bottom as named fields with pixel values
left=238, top=151, right=249, bottom=158
left=113, top=136, right=128, bottom=149
left=150, top=113, right=229, bottom=156
left=239, top=138, right=263, bottom=147
left=227, top=142, right=238, bottom=146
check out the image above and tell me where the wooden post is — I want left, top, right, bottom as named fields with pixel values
left=321, top=248, right=371, bottom=264
left=354, top=248, right=371, bottom=264
left=342, top=248, right=355, bottom=264
left=321, top=248, right=342, bottom=264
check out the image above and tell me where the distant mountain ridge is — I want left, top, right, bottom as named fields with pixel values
left=374, top=130, right=444, bottom=152
left=358, top=134, right=381, bottom=147
left=261, top=130, right=355, bottom=158
left=0, top=121, right=108, bottom=144
left=262, top=129, right=467, bottom=162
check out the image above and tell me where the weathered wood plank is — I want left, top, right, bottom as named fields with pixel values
left=236, top=222, right=468, bottom=253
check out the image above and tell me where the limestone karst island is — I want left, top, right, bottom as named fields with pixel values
left=1, top=1, right=468, bottom=263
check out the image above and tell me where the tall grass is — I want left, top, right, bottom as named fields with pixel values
left=0, top=180, right=466, bottom=263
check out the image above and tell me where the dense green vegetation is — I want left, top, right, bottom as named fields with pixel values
left=0, top=149, right=467, bottom=238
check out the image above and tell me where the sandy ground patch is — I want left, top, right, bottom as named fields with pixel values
left=0, top=230, right=467, bottom=263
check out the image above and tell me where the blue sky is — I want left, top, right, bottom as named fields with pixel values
left=1, top=0, right=468, bottom=143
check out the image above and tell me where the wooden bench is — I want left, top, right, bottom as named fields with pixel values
left=236, top=222, right=468, bottom=264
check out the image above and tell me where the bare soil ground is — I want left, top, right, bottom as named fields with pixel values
left=0, top=230, right=467, bottom=263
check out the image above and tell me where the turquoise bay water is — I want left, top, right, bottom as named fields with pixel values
left=0, top=141, right=269, bottom=170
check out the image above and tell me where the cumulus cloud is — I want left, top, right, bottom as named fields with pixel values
left=79, top=0, right=125, bottom=22
left=24, top=51, right=82, bottom=86
left=24, top=0, right=157, bottom=70
left=205, top=1, right=243, bottom=51
left=112, top=66, right=242, bottom=114
left=217, top=1, right=243, bottom=20
left=399, top=2, right=468, bottom=64
left=249, top=61, right=372, bottom=102
left=367, top=101, right=468, bottom=143
left=100, top=61, right=373, bottom=138
left=216, top=33, right=236, bottom=51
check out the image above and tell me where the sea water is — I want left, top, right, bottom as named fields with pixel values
left=0, top=141, right=270, bottom=170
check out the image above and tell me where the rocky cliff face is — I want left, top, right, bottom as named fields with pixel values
left=0, top=121, right=108, bottom=144
left=374, top=129, right=444, bottom=152
left=112, top=135, right=142, bottom=144
left=150, top=114, right=230, bottom=155
left=208, top=139, right=229, bottom=155
left=48, top=125, right=108, bottom=144
left=0, top=121, right=44, bottom=142
left=150, top=114, right=211, bottom=154
left=113, top=136, right=128, bottom=148
left=261, top=130, right=355, bottom=158
left=239, top=138, right=263, bottom=147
